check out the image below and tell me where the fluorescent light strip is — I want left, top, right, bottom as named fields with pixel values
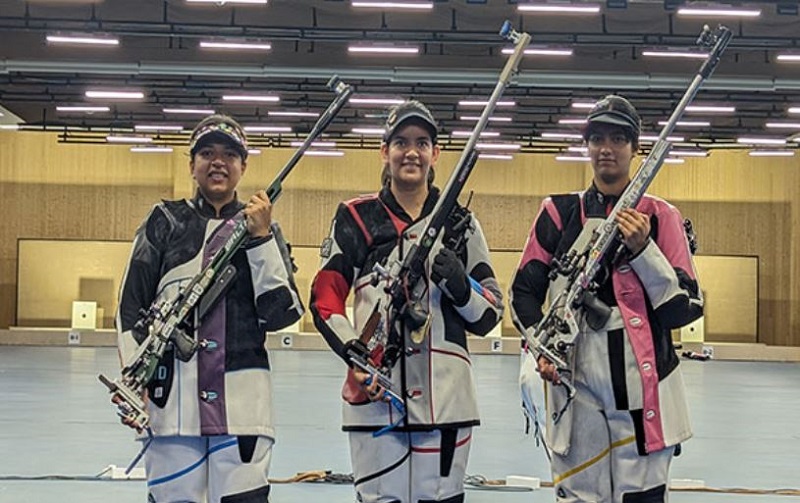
left=352, top=127, right=385, bottom=135
left=305, top=150, right=345, bottom=157
left=777, top=54, right=800, bottom=62
left=350, top=98, right=405, bottom=105
left=766, top=122, right=800, bottom=129
left=658, top=120, right=711, bottom=127
left=669, top=150, right=708, bottom=157
left=476, top=143, right=521, bottom=151
left=458, top=100, right=515, bottom=107
left=200, top=41, right=271, bottom=50
left=737, top=137, right=787, bottom=145
left=478, top=154, right=513, bottom=160
left=135, top=125, right=185, bottom=132
left=86, top=90, right=144, bottom=99
left=519, top=4, right=600, bottom=13
left=460, top=115, right=512, bottom=122
left=0, top=125, right=20, bottom=131
left=502, top=48, right=574, bottom=56
left=567, top=146, right=588, bottom=153
left=348, top=46, right=419, bottom=54
left=56, top=106, right=110, bottom=112
left=107, top=135, right=153, bottom=143
left=163, top=108, right=215, bottom=115
left=663, top=158, right=686, bottom=164
left=351, top=1, right=433, bottom=9
left=686, top=105, right=735, bottom=113
left=639, top=134, right=685, bottom=142
left=790, top=107, right=800, bottom=114
left=542, top=132, right=584, bottom=140
left=268, top=111, right=319, bottom=118
left=748, top=150, right=795, bottom=157
left=186, top=0, right=267, bottom=4
left=642, top=51, right=708, bottom=60
left=47, top=35, right=119, bottom=46
left=223, top=95, right=279, bottom=103
left=555, top=155, right=590, bottom=162
left=571, top=102, right=596, bottom=109
left=290, top=141, right=336, bottom=148
left=244, top=126, right=292, bottom=133
left=677, top=7, right=761, bottom=17
left=450, top=130, right=500, bottom=138
left=558, top=118, right=587, bottom=125
left=130, top=146, right=173, bottom=153
left=247, top=149, right=262, bottom=155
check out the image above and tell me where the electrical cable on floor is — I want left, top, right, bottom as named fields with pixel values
left=2, top=470, right=799, bottom=497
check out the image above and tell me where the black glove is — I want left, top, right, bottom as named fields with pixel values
left=342, top=338, right=370, bottom=368
left=431, top=248, right=470, bottom=306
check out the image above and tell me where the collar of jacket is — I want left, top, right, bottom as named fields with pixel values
left=379, top=185, right=441, bottom=224
left=192, top=189, right=244, bottom=219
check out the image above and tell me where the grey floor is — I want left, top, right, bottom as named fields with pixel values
left=0, top=346, right=798, bottom=502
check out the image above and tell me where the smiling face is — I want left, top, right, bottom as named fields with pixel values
left=380, top=122, right=440, bottom=192
left=190, top=141, right=247, bottom=206
left=586, top=123, right=637, bottom=187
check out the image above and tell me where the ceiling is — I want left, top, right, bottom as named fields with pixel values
left=1, top=0, right=799, bottom=154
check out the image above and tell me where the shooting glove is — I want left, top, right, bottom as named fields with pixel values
left=431, top=248, right=470, bottom=307
left=342, top=338, right=370, bottom=368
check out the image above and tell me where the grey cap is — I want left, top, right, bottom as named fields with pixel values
left=583, top=95, right=641, bottom=141
left=383, top=100, right=438, bottom=144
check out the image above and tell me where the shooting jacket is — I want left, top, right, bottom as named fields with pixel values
left=310, top=186, right=504, bottom=431
left=116, top=191, right=304, bottom=438
left=510, top=185, right=702, bottom=453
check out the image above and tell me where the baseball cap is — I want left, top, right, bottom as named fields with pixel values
left=189, top=114, right=249, bottom=160
left=383, top=100, right=438, bottom=144
left=582, top=95, right=641, bottom=141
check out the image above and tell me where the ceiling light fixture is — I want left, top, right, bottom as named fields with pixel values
left=186, top=0, right=268, bottom=4
left=558, top=118, right=588, bottom=125
left=571, top=102, right=596, bottom=109
left=541, top=132, right=584, bottom=140
left=639, top=134, right=685, bottom=142
left=304, top=150, right=345, bottom=157
left=475, top=143, right=521, bottom=151
left=163, top=108, right=215, bottom=115
left=348, top=45, right=419, bottom=55
left=776, top=54, right=800, bottom=62
left=130, top=146, right=173, bottom=153
left=268, top=111, right=320, bottom=118
left=519, top=4, right=601, bottom=14
left=641, top=50, right=708, bottom=59
left=450, top=130, right=500, bottom=137
left=134, top=125, right=185, bottom=132
left=478, top=154, right=513, bottom=160
left=56, top=106, right=110, bottom=113
left=46, top=34, right=119, bottom=46
left=290, top=141, right=336, bottom=148
left=351, top=1, right=433, bottom=9
left=669, top=149, right=708, bottom=157
left=460, top=115, right=512, bottom=122
left=222, top=95, right=279, bottom=103
left=677, top=6, right=761, bottom=17
left=107, top=135, right=153, bottom=143
left=736, top=137, right=787, bottom=145
left=555, top=155, right=591, bottom=162
left=658, top=120, right=712, bottom=127
left=243, top=126, right=292, bottom=133
left=351, top=127, right=385, bottom=135
left=200, top=41, right=272, bottom=51
left=350, top=98, right=405, bottom=105
left=247, top=149, right=262, bottom=155
left=86, top=90, right=144, bottom=99
left=502, top=47, right=574, bottom=56
left=748, top=150, right=795, bottom=157
left=685, top=105, right=735, bottom=113
left=458, top=100, right=515, bottom=107
left=789, top=107, right=800, bottom=114
left=766, top=122, right=800, bottom=129
left=663, top=158, right=686, bottom=164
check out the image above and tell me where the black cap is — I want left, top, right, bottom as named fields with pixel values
left=189, top=114, right=249, bottom=160
left=383, top=100, right=438, bottom=144
left=583, top=95, right=641, bottom=141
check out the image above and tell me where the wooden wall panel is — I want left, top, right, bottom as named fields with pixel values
left=1, top=132, right=798, bottom=346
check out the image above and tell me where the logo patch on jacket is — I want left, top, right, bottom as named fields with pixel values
left=320, top=237, right=333, bottom=258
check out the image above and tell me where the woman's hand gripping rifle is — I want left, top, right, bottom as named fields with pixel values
left=99, top=75, right=354, bottom=433
left=524, top=24, right=732, bottom=424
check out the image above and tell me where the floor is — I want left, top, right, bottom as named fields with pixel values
left=0, top=346, right=798, bottom=502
